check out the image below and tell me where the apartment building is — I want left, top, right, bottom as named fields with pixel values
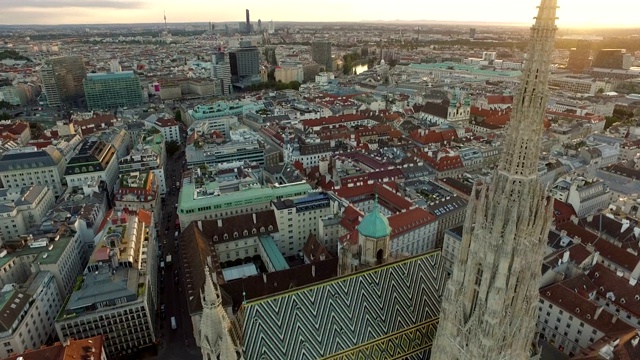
left=551, top=177, right=610, bottom=217
left=538, top=276, right=634, bottom=357
left=0, top=185, right=56, bottom=244
left=272, top=192, right=332, bottom=256
left=64, top=139, right=118, bottom=193
left=0, top=272, right=62, bottom=358
left=55, top=210, right=158, bottom=358
left=0, top=147, right=66, bottom=196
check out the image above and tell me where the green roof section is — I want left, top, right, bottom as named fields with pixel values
left=178, top=182, right=312, bottom=214
left=259, top=235, right=289, bottom=271
left=407, top=62, right=522, bottom=78
left=0, top=233, right=76, bottom=269
left=358, top=199, right=391, bottom=239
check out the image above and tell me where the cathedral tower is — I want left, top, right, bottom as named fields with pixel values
left=431, top=1, right=557, bottom=359
left=200, top=265, right=241, bottom=360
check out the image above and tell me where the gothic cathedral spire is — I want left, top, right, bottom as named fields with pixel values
left=200, top=265, right=241, bottom=360
left=431, top=1, right=557, bottom=359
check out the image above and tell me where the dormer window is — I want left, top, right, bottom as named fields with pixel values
left=233, top=232, right=239, bottom=238
left=260, top=227, right=265, bottom=233
left=243, top=230, right=248, bottom=236
left=213, top=236, right=218, bottom=241
left=252, top=229, right=257, bottom=234
left=268, top=225, right=273, bottom=231
left=223, top=234, right=229, bottom=240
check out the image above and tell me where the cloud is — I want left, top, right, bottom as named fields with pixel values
left=4, top=0, right=146, bottom=9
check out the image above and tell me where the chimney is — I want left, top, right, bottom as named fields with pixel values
left=262, top=273, right=267, bottom=283
left=312, top=265, right=316, bottom=277
left=571, top=215, right=579, bottom=225
left=253, top=213, right=257, bottom=224
left=594, top=306, right=604, bottom=320
left=197, top=221, right=202, bottom=231
left=612, top=315, right=618, bottom=323
left=62, top=338, right=71, bottom=347
left=217, top=218, right=223, bottom=227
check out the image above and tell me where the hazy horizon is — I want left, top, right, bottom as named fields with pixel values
left=0, top=0, right=638, bottom=28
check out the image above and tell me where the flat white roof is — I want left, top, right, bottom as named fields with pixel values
left=222, top=262, right=258, bottom=282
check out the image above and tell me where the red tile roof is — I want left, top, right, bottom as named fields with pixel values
left=301, top=114, right=371, bottom=129
left=388, top=207, right=436, bottom=238
left=588, top=263, right=640, bottom=317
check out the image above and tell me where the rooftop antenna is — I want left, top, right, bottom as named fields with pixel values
left=164, top=10, right=167, bottom=30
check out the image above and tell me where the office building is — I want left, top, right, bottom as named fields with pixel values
left=64, top=139, right=119, bottom=194
left=567, top=40, right=592, bottom=73
left=40, top=56, right=87, bottom=107
left=432, top=0, right=557, bottom=358
left=186, top=141, right=265, bottom=168
left=311, top=41, right=333, bottom=72
left=39, top=64, right=61, bottom=107
left=0, top=185, right=56, bottom=244
left=211, top=52, right=233, bottom=96
left=228, top=47, right=260, bottom=78
left=83, top=71, right=144, bottom=111
left=55, top=210, right=158, bottom=359
left=469, top=28, right=476, bottom=39
left=152, top=117, right=181, bottom=144
left=0, top=86, right=28, bottom=106
left=0, top=272, right=63, bottom=359
left=268, top=20, right=275, bottom=34
left=0, top=147, right=66, bottom=196
left=592, top=49, right=633, bottom=70
left=177, top=180, right=311, bottom=228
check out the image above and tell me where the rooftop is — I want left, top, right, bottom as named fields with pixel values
left=0, top=230, right=76, bottom=269
left=86, top=71, right=136, bottom=81
left=4, top=335, right=105, bottom=360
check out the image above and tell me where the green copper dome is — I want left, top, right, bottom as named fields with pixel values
left=358, top=200, right=391, bottom=239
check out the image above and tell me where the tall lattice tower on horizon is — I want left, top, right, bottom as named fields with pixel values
left=431, top=0, right=558, bottom=359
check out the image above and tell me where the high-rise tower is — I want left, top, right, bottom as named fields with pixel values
left=431, top=1, right=557, bottom=359
left=245, top=9, right=251, bottom=34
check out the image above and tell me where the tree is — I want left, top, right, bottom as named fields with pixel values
left=166, top=141, right=180, bottom=157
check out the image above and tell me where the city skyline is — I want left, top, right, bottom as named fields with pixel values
left=0, top=0, right=637, bottom=27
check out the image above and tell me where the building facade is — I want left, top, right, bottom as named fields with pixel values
left=0, top=185, right=56, bottom=244
left=311, top=42, right=332, bottom=71
left=64, top=139, right=119, bottom=193
left=0, top=147, right=66, bottom=197
left=83, top=71, right=144, bottom=111
left=55, top=211, right=158, bottom=358
left=0, top=272, right=62, bottom=359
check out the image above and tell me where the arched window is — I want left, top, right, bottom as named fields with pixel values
left=243, top=230, right=248, bottom=236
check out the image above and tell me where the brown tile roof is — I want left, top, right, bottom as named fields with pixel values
left=200, top=210, right=279, bottom=244
left=540, top=280, right=633, bottom=335
left=302, top=233, right=332, bottom=262
left=573, top=328, right=640, bottom=360
left=388, top=207, right=437, bottom=238
left=556, top=222, right=640, bottom=272
left=179, top=223, right=214, bottom=314
left=220, top=257, right=338, bottom=312
left=588, top=263, right=640, bottom=317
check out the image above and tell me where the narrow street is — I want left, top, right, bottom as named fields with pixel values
left=152, top=139, right=201, bottom=360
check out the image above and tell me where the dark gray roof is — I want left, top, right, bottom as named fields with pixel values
left=0, top=148, right=63, bottom=172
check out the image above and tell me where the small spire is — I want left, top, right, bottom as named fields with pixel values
left=242, top=286, right=247, bottom=305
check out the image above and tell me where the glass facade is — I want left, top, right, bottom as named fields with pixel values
left=83, top=71, right=144, bottom=111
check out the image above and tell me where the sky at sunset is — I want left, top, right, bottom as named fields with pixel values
left=0, top=0, right=637, bottom=27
